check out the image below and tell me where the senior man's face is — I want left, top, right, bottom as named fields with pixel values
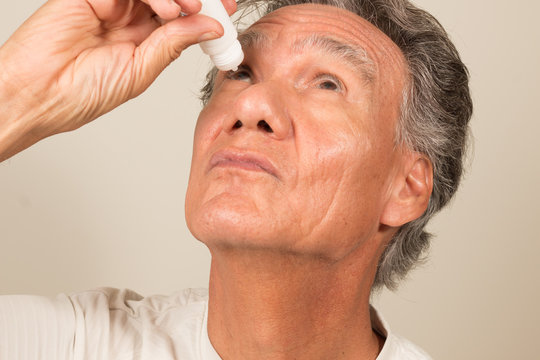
left=186, top=4, right=408, bottom=260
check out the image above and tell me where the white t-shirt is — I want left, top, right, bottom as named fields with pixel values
left=0, top=288, right=432, bottom=359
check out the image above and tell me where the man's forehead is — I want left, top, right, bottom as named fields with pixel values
left=238, top=4, right=406, bottom=82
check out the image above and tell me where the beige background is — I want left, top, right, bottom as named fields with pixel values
left=1, top=0, right=539, bottom=359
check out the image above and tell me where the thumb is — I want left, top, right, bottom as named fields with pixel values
left=131, top=14, right=223, bottom=95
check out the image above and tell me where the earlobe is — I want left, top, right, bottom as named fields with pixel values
left=380, top=153, right=433, bottom=227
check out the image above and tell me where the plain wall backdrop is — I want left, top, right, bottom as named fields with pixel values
left=1, top=1, right=539, bottom=359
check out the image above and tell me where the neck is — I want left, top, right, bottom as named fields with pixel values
left=206, top=246, right=384, bottom=360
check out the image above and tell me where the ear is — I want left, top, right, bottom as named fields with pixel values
left=380, top=152, right=433, bottom=227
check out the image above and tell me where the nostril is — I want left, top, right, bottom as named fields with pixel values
left=257, top=120, right=274, bottom=133
left=232, top=120, right=243, bottom=129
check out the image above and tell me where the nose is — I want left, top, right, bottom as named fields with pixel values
left=223, top=82, right=292, bottom=140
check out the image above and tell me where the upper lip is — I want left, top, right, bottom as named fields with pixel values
left=208, top=148, right=280, bottom=179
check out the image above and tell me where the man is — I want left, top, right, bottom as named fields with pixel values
left=0, top=0, right=472, bottom=358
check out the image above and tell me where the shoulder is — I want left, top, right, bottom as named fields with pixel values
left=68, top=287, right=210, bottom=358
left=68, top=287, right=209, bottom=332
left=0, top=288, right=210, bottom=359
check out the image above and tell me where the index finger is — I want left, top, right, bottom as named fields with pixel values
left=173, top=0, right=237, bottom=15
left=218, top=0, right=237, bottom=16
left=141, top=0, right=237, bottom=20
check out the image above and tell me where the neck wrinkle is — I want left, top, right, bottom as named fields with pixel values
left=206, top=246, right=382, bottom=360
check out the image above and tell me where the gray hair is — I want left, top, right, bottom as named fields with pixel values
left=200, top=0, right=473, bottom=290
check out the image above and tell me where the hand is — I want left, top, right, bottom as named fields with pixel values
left=0, top=0, right=236, bottom=161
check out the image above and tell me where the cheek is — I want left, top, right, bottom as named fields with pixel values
left=186, top=107, right=222, bottom=214
left=290, top=107, right=395, bottom=250
left=293, top=100, right=376, bottom=193
left=193, top=105, right=223, bottom=154
left=189, top=100, right=231, bottom=179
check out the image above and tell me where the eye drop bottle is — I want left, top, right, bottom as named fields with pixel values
left=198, top=0, right=244, bottom=71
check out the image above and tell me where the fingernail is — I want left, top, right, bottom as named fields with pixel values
left=199, top=32, right=220, bottom=42
left=189, top=0, right=202, bottom=8
left=169, top=0, right=181, bottom=12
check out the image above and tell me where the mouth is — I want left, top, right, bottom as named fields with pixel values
left=208, top=149, right=279, bottom=179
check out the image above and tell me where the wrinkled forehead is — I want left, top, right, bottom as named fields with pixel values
left=241, top=4, right=407, bottom=91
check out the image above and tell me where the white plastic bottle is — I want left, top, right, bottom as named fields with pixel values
left=199, top=0, right=244, bottom=71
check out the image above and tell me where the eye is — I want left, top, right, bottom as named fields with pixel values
left=225, top=65, right=252, bottom=83
left=319, top=80, right=339, bottom=91
left=314, top=73, right=344, bottom=92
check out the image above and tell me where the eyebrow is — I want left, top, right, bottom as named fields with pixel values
left=238, top=30, right=376, bottom=83
left=238, top=29, right=269, bottom=49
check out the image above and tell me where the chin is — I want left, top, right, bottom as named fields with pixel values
left=185, top=197, right=342, bottom=261
left=186, top=191, right=285, bottom=250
